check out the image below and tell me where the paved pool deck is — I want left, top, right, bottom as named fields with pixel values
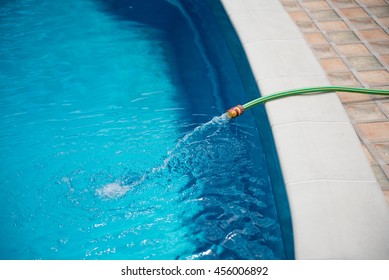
left=220, top=0, right=389, bottom=259
left=282, top=0, right=389, bottom=208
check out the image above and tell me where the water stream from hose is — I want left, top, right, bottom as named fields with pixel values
left=95, top=113, right=230, bottom=199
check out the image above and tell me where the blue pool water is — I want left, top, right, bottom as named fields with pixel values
left=0, top=0, right=287, bottom=259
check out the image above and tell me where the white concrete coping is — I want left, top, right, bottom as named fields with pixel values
left=221, top=0, right=389, bottom=259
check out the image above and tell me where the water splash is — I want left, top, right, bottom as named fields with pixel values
left=95, top=182, right=131, bottom=199
left=95, top=113, right=230, bottom=199
left=86, top=111, right=284, bottom=260
left=61, top=176, right=74, bottom=193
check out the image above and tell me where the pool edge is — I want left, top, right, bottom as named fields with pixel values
left=220, top=0, right=389, bottom=259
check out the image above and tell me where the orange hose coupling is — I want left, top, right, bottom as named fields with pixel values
left=226, top=105, right=244, bottom=119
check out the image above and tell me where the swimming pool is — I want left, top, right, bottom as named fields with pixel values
left=0, top=0, right=289, bottom=259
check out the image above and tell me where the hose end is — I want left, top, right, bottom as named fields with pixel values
left=226, top=105, right=244, bottom=119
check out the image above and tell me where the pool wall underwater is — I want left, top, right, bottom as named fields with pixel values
left=96, top=0, right=296, bottom=259
left=220, top=0, right=389, bottom=259
left=1, top=0, right=292, bottom=259
left=207, top=0, right=294, bottom=260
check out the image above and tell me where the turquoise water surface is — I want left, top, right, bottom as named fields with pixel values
left=0, top=0, right=286, bottom=259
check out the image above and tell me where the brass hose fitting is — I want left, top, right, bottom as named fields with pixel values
left=226, top=105, right=244, bottom=119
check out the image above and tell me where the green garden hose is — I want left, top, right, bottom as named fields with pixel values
left=226, top=86, right=389, bottom=119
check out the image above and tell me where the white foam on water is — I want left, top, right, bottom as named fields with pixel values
left=61, top=176, right=74, bottom=193
left=95, top=182, right=132, bottom=199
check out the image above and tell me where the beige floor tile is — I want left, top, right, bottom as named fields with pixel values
left=358, top=70, right=389, bottom=86
left=357, top=122, right=389, bottom=142
left=357, top=0, right=388, bottom=7
left=348, top=56, right=384, bottom=71
left=349, top=17, right=380, bottom=29
left=344, top=103, right=387, bottom=122
left=371, top=42, right=389, bottom=55
left=304, top=33, right=328, bottom=45
left=337, top=43, right=371, bottom=56
left=371, top=142, right=389, bottom=163
left=370, top=6, right=389, bottom=18
left=382, top=54, right=389, bottom=64
left=289, top=11, right=311, bottom=23
left=312, top=44, right=338, bottom=58
left=328, top=72, right=361, bottom=86
left=359, top=29, right=389, bottom=42
left=337, top=91, right=372, bottom=103
left=320, top=57, right=349, bottom=72
left=282, top=1, right=302, bottom=11
left=302, top=1, right=331, bottom=10
left=331, top=0, right=359, bottom=8
left=377, top=17, right=389, bottom=27
left=381, top=55, right=389, bottom=68
left=339, top=7, right=370, bottom=18
left=319, top=20, right=350, bottom=31
left=296, top=21, right=319, bottom=32
left=382, top=101, right=389, bottom=117
left=327, top=31, right=360, bottom=43
left=311, top=10, right=340, bottom=20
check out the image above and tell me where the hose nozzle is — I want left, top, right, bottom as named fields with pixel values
left=226, top=105, right=244, bottom=119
